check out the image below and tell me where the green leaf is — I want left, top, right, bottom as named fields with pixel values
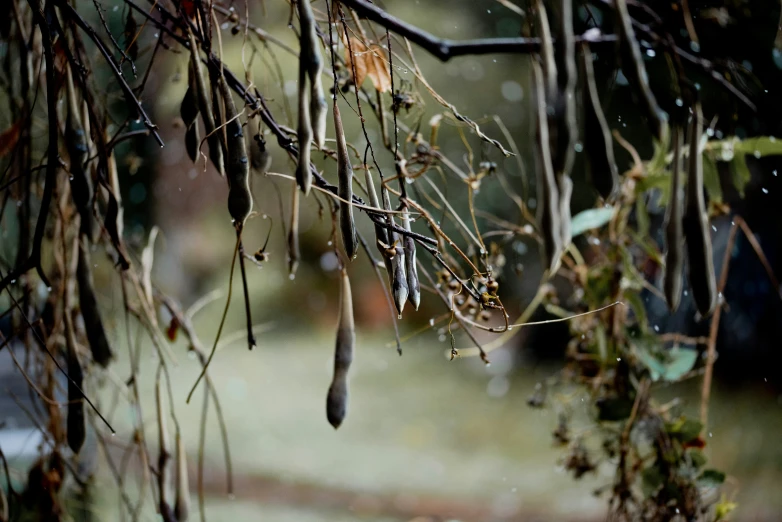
left=698, top=469, right=727, bottom=488
left=635, top=193, right=650, bottom=237
left=703, top=154, right=722, bottom=203
left=731, top=154, right=752, bottom=198
left=571, top=207, right=616, bottom=237
left=624, top=292, right=648, bottom=333
left=661, top=346, right=698, bottom=381
left=668, top=418, right=703, bottom=443
left=714, top=496, right=738, bottom=521
left=688, top=449, right=707, bottom=469
left=732, top=136, right=782, bottom=157
left=641, top=465, right=665, bottom=497
left=596, top=396, right=634, bottom=422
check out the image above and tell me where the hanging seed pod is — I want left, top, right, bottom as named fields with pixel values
left=288, top=185, right=301, bottom=277
left=333, top=101, right=358, bottom=259
left=250, top=133, right=272, bottom=174
left=401, top=207, right=420, bottom=310
left=579, top=43, right=619, bottom=200
left=614, top=0, right=668, bottom=142
left=298, top=0, right=327, bottom=148
left=187, top=30, right=224, bottom=176
left=559, top=174, right=573, bottom=249
left=65, top=66, right=97, bottom=242
left=174, top=431, right=190, bottom=522
left=65, top=312, right=85, bottom=455
left=532, top=60, right=564, bottom=274
left=76, top=239, right=113, bottom=366
left=218, top=76, right=253, bottom=228
left=326, top=268, right=355, bottom=429
left=295, top=65, right=313, bottom=195
left=552, top=0, right=577, bottom=177
left=664, top=126, right=685, bottom=311
left=383, top=188, right=408, bottom=315
left=365, top=169, right=395, bottom=291
left=181, top=64, right=201, bottom=164
left=107, top=130, right=124, bottom=240
left=535, top=0, right=558, bottom=108
left=683, top=103, right=717, bottom=316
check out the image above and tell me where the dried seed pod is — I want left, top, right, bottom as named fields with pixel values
left=580, top=43, right=619, bottom=200
left=664, top=126, right=685, bottom=311
left=187, top=30, right=224, bottom=176
left=218, top=76, right=253, bottom=227
left=65, top=312, right=85, bottom=455
left=65, top=66, right=97, bottom=242
left=181, top=64, right=201, bottom=164
left=683, top=103, right=717, bottom=316
left=532, top=59, right=564, bottom=274
left=250, top=133, right=272, bottom=174
left=326, top=269, right=355, bottom=429
left=614, top=0, right=668, bottom=142
left=76, top=239, right=113, bottom=366
left=174, top=431, right=190, bottom=522
left=298, top=0, right=327, bottom=148
left=333, top=101, right=358, bottom=259
left=295, top=65, right=313, bottom=195
left=535, top=0, right=558, bottom=108
left=288, top=184, right=301, bottom=277
left=552, top=0, right=577, bottom=177
left=0, top=479, right=7, bottom=522
left=383, top=189, right=408, bottom=315
left=558, top=173, right=573, bottom=249
left=401, top=207, right=420, bottom=310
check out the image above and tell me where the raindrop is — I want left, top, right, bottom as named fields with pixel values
left=653, top=325, right=660, bottom=332
left=429, top=318, right=435, bottom=326
left=574, top=142, right=583, bottom=153
left=754, top=150, right=762, bottom=158
left=616, top=357, right=621, bottom=362
left=774, top=170, right=778, bottom=176
left=712, top=225, right=717, bottom=232
left=675, top=98, right=684, bottom=107
left=762, top=187, right=769, bottom=194
left=646, top=49, right=656, bottom=58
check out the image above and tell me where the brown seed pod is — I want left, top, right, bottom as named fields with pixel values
left=187, top=30, right=224, bottom=176
left=401, top=207, right=420, bottom=310
left=614, top=0, right=668, bottom=142
left=288, top=184, right=301, bottom=277
left=155, top=371, right=173, bottom=521
left=552, top=0, right=577, bottom=177
left=559, top=173, right=573, bottom=249
left=535, top=0, right=558, bottom=109
left=333, top=101, right=358, bottom=259
left=532, top=59, right=564, bottom=274
left=65, top=312, right=85, bottom=455
left=181, top=64, right=201, bottom=164
left=174, top=431, right=190, bottom=522
left=382, top=189, right=408, bottom=316
left=218, top=76, right=253, bottom=227
left=76, top=239, right=113, bottom=367
left=664, top=126, right=685, bottom=311
left=683, top=103, right=717, bottom=316
left=298, top=0, right=327, bottom=148
left=65, top=66, right=97, bottom=242
left=326, top=269, right=355, bottom=429
left=580, top=43, right=619, bottom=200
left=295, top=64, right=313, bottom=195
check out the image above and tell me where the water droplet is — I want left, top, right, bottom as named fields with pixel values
left=712, top=225, right=717, bottom=232
left=689, top=41, right=700, bottom=53
left=653, top=325, right=660, bottom=332
left=429, top=318, right=435, bottom=326
left=289, top=273, right=295, bottom=280
left=683, top=290, right=689, bottom=296
left=762, top=187, right=769, bottom=194
left=327, top=241, right=332, bottom=246
left=675, top=98, right=684, bottom=107
left=774, top=170, right=778, bottom=177
left=754, top=150, right=762, bottom=158
left=616, top=357, right=621, bottom=362
left=574, top=142, right=583, bottom=153
left=399, top=314, right=404, bottom=320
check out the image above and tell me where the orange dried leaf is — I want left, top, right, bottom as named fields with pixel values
left=342, top=34, right=391, bottom=93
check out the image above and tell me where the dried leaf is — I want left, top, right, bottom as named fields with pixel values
left=342, top=33, right=391, bottom=93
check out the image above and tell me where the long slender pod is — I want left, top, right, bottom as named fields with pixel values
left=217, top=75, right=252, bottom=227
left=664, top=126, right=685, bottom=311
left=295, top=63, right=313, bottom=194
left=181, top=62, right=201, bottom=164
left=65, top=311, right=85, bottom=455
left=580, top=43, right=619, bottom=200
left=382, top=187, right=408, bottom=316
left=333, top=100, right=358, bottom=259
left=187, top=30, right=224, bottom=176
left=534, top=0, right=558, bottom=109
left=298, top=0, right=327, bottom=148
left=532, top=59, right=563, bottom=274
left=155, top=370, right=174, bottom=521
left=288, top=184, right=301, bottom=277
left=683, top=103, right=717, bottom=316
left=614, top=0, right=668, bottom=142
left=76, top=238, right=113, bottom=366
left=401, top=207, right=420, bottom=310
left=326, top=268, right=355, bottom=429
left=552, top=0, right=577, bottom=177
left=65, top=65, right=97, bottom=241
